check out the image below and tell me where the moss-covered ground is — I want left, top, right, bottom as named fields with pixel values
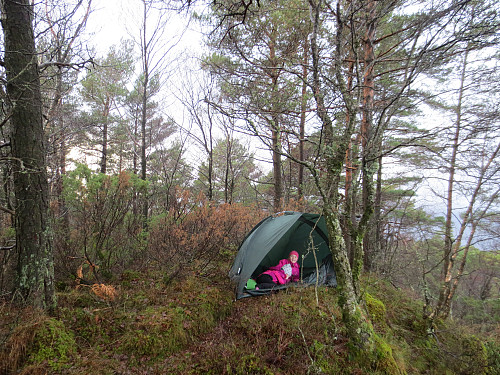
left=1, top=272, right=499, bottom=375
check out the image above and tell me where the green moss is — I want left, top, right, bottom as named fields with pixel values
left=28, top=318, right=76, bottom=371
left=11, top=266, right=499, bottom=374
left=118, top=276, right=232, bottom=359
left=118, top=306, right=189, bottom=357
left=120, top=270, right=142, bottom=288
left=57, top=288, right=101, bottom=308
left=309, top=339, right=346, bottom=374
left=365, top=292, right=387, bottom=326
left=59, top=306, right=119, bottom=346
left=485, top=340, right=500, bottom=375
left=410, top=322, right=492, bottom=375
left=371, top=333, right=406, bottom=375
left=233, top=354, right=274, bottom=375
left=454, top=334, right=488, bottom=374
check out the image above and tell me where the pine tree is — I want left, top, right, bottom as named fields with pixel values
left=1, top=0, right=56, bottom=311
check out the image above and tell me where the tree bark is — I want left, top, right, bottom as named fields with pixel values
left=140, top=0, right=150, bottom=228
left=100, top=101, right=110, bottom=174
left=298, top=38, right=308, bottom=200
left=269, top=32, right=282, bottom=213
left=429, top=47, right=468, bottom=321
left=359, top=0, right=377, bottom=275
left=308, top=0, right=375, bottom=355
left=271, top=125, right=282, bottom=212
left=1, top=0, right=56, bottom=311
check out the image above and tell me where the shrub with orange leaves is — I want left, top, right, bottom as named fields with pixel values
left=74, top=259, right=100, bottom=288
left=90, top=283, right=118, bottom=301
left=148, top=192, right=264, bottom=282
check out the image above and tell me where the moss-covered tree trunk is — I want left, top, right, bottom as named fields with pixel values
left=308, top=0, right=375, bottom=355
left=1, top=0, right=56, bottom=311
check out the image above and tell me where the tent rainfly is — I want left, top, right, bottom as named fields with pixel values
left=229, top=211, right=337, bottom=299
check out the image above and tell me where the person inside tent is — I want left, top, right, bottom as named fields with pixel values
left=255, top=251, right=300, bottom=290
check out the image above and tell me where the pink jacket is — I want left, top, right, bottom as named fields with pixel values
left=261, top=259, right=300, bottom=285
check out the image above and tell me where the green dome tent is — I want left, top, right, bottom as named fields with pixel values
left=229, top=211, right=337, bottom=299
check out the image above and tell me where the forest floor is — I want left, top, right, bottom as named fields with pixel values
left=1, top=270, right=499, bottom=375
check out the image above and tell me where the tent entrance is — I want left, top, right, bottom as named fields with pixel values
left=229, top=211, right=337, bottom=299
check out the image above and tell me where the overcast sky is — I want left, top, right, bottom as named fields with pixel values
left=85, top=0, right=203, bottom=55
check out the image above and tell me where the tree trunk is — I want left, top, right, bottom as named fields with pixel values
left=323, top=207, right=374, bottom=351
left=204, top=101, right=214, bottom=201
left=100, top=97, right=110, bottom=174
left=343, top=59, right=356, bottom=265
left=224, top=136, right=232, bottom=203
left=141, top=80, right=148, bottom=227
left=207, top=146, right=214, bottom=201
left=272, top=125, right=282, bottom=212
left=140, top=1, right=149, bottom=228
left=2, top=0, right=56, bottom=311
left=298, top=38, right=308, bottom=201
left=365, top=155, right=383, bottom=271
left=359, top=0, right=377, bottom=275
left=269, top=33, right=282, bottom=213
left=308, top=0, right=375, bottom=355
left=132, top=114, right=139, bottom=216
left=100, top=119, right=108, bottom=174
left=429, top=48, right=467, bottom=321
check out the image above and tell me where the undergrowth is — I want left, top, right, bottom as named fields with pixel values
left=1, top=272, right=499, bottom=374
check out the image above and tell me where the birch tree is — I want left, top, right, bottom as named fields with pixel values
left=40, top=0, right=92, bottom=194
left=426, top=21, right=500, bottom=321
left=129, top=0, right=186, bottom=227
left=305, top=0, right=497, bottom=357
